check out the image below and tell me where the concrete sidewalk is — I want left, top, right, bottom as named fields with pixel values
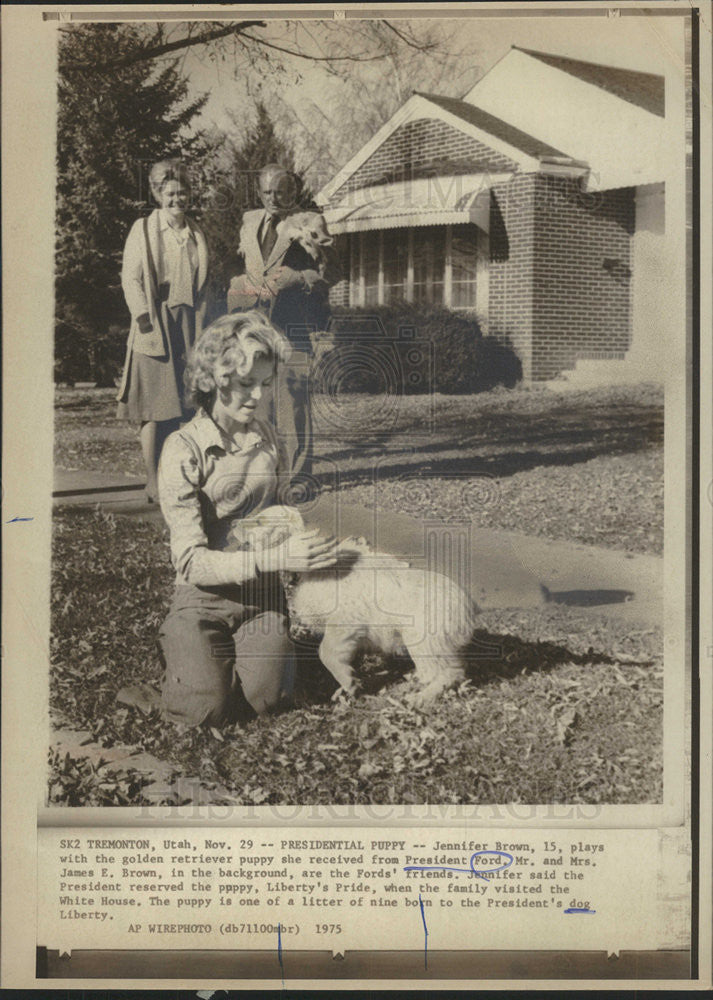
left=54, top=468, right=147, bottom=506
left=53, top=468, right=662, bottom=626
left=302, top=493, right=661, bottom=624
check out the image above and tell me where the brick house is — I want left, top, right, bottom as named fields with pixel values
left=317, top=47, right=671, bottom=382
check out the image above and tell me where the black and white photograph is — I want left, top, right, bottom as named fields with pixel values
left=3, top=1, right=711, bottom=990
left=42, top=6, right=689, bottom=811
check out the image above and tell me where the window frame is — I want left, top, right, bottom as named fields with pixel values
left=351, top=224, right=485, bottom=313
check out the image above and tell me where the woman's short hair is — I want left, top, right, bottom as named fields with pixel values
left=185, top=311, right=292, bottom=411
left=149, top=159, right=191, bottom=202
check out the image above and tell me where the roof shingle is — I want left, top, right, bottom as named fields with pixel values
left=415, top=92, right=568, bottom=160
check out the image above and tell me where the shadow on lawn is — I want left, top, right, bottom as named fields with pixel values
left=315, top=445, right=648, bottom=490
left=290, top=627, right=639, bottom=704
left=314, top=402, right=662, bottom=484
left=464, top=629, right=614, bottom=685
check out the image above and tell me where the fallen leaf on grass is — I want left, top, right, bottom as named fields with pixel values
left=51, top=490, right=664, bottom=807
left=358, top=762, right=381, bottom=779
left=555, top=708, right=579, bottom=746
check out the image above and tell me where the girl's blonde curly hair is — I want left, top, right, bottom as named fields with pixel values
left=184, top=311, right=292, bottom=411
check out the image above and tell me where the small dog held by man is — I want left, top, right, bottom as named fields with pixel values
left=227, top=505, right=479, bottom=707
left=280, top=210, right=334, bottom=262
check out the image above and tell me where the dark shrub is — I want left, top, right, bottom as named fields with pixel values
left=474, top=336, right=523, bottom=391
left=54, top=319, right=127, bottom=387
left=322, top=303, right=521, bottom=394
left=55, top=320, right=87, bottom=387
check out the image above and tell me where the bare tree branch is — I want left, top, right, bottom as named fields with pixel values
left=382, top=20, right=440, bottom=52
left=62, top=21, right=266, bottom=72
left=238, top=31, right=387, bottom=64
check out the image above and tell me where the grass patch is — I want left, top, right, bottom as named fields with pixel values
left=50, top=382, right=664, bottom=803
left=336, top=449, right=663, bottom=554
left=54, top=383, right=663, bottom=554
left=50, top=508, right=662, bottom=806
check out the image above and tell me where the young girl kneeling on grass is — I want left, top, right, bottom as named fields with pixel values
left=157, top=311, right=338, bottom=728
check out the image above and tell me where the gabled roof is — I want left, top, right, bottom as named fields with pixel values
left=415, top=92, right=568, bottom=159
left=512, top=47, right=665, bottom=117
left=317, top=91, right=565, bottom=206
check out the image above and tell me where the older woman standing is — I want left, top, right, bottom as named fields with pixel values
left=117, top=159, right=209, bottom=502
left=157, top=311, right=338, bottom=728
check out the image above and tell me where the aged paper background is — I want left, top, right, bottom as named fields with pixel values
left=2, top=0, right=711, bottom=990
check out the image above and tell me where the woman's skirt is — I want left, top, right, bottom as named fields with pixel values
left=117, top=303, right=196, bottom=423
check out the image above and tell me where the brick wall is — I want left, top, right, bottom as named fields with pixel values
left=531, top=176, right=634, bottom=380
left=488, top=173, right=538, bottom=380
left=329, top=118, right=518, bottom=206
left=488, top=173, right=635, bottom=381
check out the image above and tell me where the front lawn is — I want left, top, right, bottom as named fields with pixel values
left=49, top=507, right=662, bottom=806
left=49, top=381, right=664, bottom=805
left=55, top=382, right=663, bottom=553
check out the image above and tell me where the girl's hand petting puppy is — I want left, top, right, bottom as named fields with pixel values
left=256, top=528, right=339, bottom=574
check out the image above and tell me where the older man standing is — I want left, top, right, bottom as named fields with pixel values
left=228, top=164, right=341, bottom=485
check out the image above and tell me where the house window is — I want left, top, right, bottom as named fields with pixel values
left=412, top=227, right=446, bottom=305
left=382, top=229, right=408, bottom=303
left=451, top=224, right=479, bottom=309
left=352, top=224, right=485, bottom=312
left=362, top=232, right=379, bottom=306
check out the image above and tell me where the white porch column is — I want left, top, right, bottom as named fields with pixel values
left=444, top=225, right=453, bottom=308
left=358, top=231, right=366, bottom=307
left=377, top=231, right=384, bottom=304
left=476, top=227, right=490, bottom=331
left=406, top=228, right=414, bottom=302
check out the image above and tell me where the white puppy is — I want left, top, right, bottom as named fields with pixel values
left=228, top=506, right=479, bottom=706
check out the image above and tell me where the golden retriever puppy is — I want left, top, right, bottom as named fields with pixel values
left=228, top=506, right=479, bottom=707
